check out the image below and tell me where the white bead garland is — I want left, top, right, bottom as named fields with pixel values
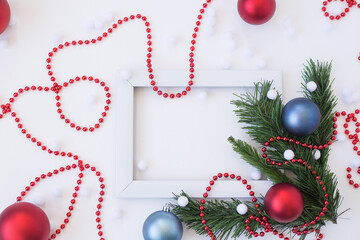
left=284, top=149, right=295, bottom=160
left=267, top=90, right=277, bottom=100
left=177, top=196, right=189, bottom=207
left=236, top=204, right=248, bottom=215
left=306, top=81, right=317, bottom=92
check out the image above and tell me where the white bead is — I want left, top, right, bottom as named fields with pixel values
left=336, top=133, right=345, bottom=142
left=351, top=92, right=360, bottom=103
left=94, top=20, right=105, bottom=30
left=51, top=188, right=62, bottom=199
left=104, top=12, right=115, bottom=22
left=236, top=204, right=248, bottom=215
left=85, top=94, right=98, bottom=105
left=220, top=60, right=231, bottom=70
left=242, top=47, right=253, bottom=59
left=250, top=170, right=262, bottom=180
left=313, top=149, right=321, bottom=160
left=285, top=27, right=296, bottom=38
left=207, top=7, right=216, bottom=17
left=0, top=40, right=9, bottom=49
left=137, top=160, right=148, bottom=171
left=197, top=91, right=208, bottom=101
left=79, top=187, right=91, bottom=198
left=256, top=58, right=267, bottom=70
left=284, top=149, right=295, bottom=160
left=306, top=81, right=317, bottom=92
left=282, top=18, right=292, bottom=28
left=48, top=141, right=61, bottom=152
left=177, top=196, right=189, bottom=207
left=322, top=22, right=332, bottom=33
left=112, top=209, right=123, bottom=220
left=350, top=158, right=360, bottom=168
left=33, top=196, right=46, bottom=208
left=118, top=70, right=132, bottom=81
left=226, top=40, right=237, bottom=51
left=267, top=90, right=277, bottom=100
left=51, top=34, right=62, bottom=45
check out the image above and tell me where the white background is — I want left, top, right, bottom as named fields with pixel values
left=1, top=0, right=360, bottom=239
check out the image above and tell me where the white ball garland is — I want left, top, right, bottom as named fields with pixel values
left=236, top=204, right=248, bottom=215
left=250, top=170, right=262, bottom=180
left=267, top=90, right=277, bottom=100
left=177, top=196, right=189, bottom=207
left=306, top=81, right=317, bottom=92
left=284, top=149, right=295, bottom=160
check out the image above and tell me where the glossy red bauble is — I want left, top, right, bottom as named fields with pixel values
left=237, top=0, right=276, bottom=25
left=0, top=202, right=50, bottom=240
left=264, top=183, right=304, bottom=223
left=0, top=0, right=11, bottom=34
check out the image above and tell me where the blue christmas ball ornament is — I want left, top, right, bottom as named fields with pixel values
left=143, top=207, right=183, bottom=240
left=281, top=97, right=321, bottom=136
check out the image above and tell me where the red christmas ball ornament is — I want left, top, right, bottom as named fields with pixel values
left=237, top=0, right=276, bottom=25
left=0, top=202, right=50, bottom=240
left=264, top=183, right=304, bottom=223
left=0, top=0, right=11, bottom=34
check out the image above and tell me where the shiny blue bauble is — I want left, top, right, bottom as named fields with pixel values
left=143, top=210, right=183, bottom=240
left=281, top=97, right=321, bottom=137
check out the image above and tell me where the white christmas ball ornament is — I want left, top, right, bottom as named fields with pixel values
left=350, top=158, right=360, bottom=168
left=250, top=170, right=262, bottom=180
left=267, top=90, right=277, bottom=100
left=306, top=81, right=317, bottom=92
left=236, top=204, right=248, bottom=215
left=313, top=149, right=321, bottom=160
left=177, top=196, right=189, bottom=207
left=284, top=149, right=295, bottom=160
left=137, top=160, right=148, bottom=171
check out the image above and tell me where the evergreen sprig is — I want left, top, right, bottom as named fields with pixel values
left=171, top=60, right=342, bottom=240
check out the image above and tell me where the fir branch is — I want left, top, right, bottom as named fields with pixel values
left=171, top=60, right=342, bottom=240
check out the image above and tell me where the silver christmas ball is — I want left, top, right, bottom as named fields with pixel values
left=143, top=210, right=183, bottom=240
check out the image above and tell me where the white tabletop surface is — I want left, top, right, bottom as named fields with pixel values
left=1, top=0, right=360, bottom=239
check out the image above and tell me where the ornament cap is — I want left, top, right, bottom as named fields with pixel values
left=163, top=203, right=171, bottom=212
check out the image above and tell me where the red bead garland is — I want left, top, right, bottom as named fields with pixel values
left=322, top=0, right=360, bottom=21
left=0, top=0, right=217, bottom=239
left=333, top=110, right=360, bottom=188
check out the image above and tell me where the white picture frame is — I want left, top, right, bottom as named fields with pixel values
left=115, top=70, right=282, bottom=198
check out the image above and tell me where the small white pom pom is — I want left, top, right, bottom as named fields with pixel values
left=285, top=27, right=296, bottom=38
left=322, top=22, right=332, bottom=33
left=352, top=92, right=360, bottom=103
left=221, top=60, right=231, bottom=70
left=51, top=188, right=62, bottom=199
left=251, top=170, right=262, bottom=180
left=236, top=204, right=248, bottom=215
left=207, top=7, right=216, bottom=17
left=177, top=196, right=189, bottom=207
left=137, top=160, right=148, bottom=171
left=85, top=94, right=98, bottom=105
left=336, top=133, right=345, bottom=142
left=85, top=20, right=95, bottom=30
left=9, top=16, right=17, bottom=27
left=118, top=70, right=132, bottom=81
left=306, top=81, right=317, bottom=92
left=313, top=149, right=321, bottom=160
left=197, top=91, right=208, bottom=101
left=256, top=58, right=267, bottom=70
left=33, top=196, right=46, bottom=208
left=0, top=40, right=9, bottom=49
left=242, top=47, right=253, bottom=59
left=51, top=34, right=62, bottom=45
left=48, top=141, right=61, bottom=152
left=79, top=187, right=91, bottom=198
left=167, top=35, right=177, bottom=47
left=49, top=220, right=56, bottom=232
left=104, top=12, right=115, bottom=22
left=284, top=149, right=295, bottom=160
left=350, top=158, right=360, bottom=168
left=267, top=90, right=277, bottom=100
left=94, top=20, right=105, bottom=30
left=112, top=209, right=123, bottom=220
